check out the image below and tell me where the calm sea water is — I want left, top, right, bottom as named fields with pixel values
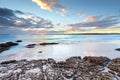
left=0, top=34, right=120, bottom=61
left=0, top=34, right=120, bottom=43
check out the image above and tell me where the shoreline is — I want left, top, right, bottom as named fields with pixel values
left=0, top=56, right=120, bottom=80
left=0, top=40, right=120, bottom=62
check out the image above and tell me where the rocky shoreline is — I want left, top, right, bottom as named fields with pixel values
left=0, top=56, right=120, bottom=80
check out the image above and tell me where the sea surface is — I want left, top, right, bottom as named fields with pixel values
left=0, top=34, right=120, bottom=61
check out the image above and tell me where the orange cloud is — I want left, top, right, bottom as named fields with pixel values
left=32, top=0, right=68, bottom=16
left=84, top=16, right=97, bottom=22
left=56, top=8, right=68, bottom=16
left=32, top=0, right=52, bottom=11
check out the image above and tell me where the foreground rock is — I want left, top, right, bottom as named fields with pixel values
left=83, top=56, right=111, bottom=66
left=108, top=58, right=120, bottom=77
left=0, top=42, right=18, bottom=53
left=0, top=56, right=119, bottom=80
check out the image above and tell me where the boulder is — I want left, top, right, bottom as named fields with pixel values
left=83, top=56, right=111, bottom=66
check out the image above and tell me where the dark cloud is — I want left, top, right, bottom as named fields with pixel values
left=0, top=7, right=53, bottom=28
left=0, top=8, right=15, bottom=17
left=15, top=10, right=24, bottom=14
left=69, top=16, right=119, bottom=29
left=0, top=17, right=14, bottom=26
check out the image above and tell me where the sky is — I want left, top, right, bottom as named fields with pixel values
left=0, top=0, right=120, bottom=34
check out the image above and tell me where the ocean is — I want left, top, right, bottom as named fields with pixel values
left=0, top=34, right=120, bottom=62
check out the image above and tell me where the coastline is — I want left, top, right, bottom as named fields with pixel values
left=0, top=37, right=120, bottom=79
left=0, top=40, right=120, bottom=62
left=0, top=56, right=120, bottom=80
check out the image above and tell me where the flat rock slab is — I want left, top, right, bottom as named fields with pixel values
left=0, top=56, right=120, bottom=80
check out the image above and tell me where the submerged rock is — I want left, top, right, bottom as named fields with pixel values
left=115, top=48, right=120, bottom=51
left=38, top=51, right=42, bottom=53
left=16, top=40, right=22, bottom=42
left=39, top=42, right=59, bottom=45
left=25, top=44, right=36, bottom=48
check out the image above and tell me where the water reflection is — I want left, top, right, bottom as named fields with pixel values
left=0, top=35, right=120, bottom=62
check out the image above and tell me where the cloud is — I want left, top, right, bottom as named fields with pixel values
left=56, top=8, right=68, bottom=16
left=0, top=7, right=53, bottom=28
left=32, top=0, right=68, bottom=16
left=77, top=10, right=89, bottom=18
left=0, top=7, right=55, bottom=34
left=68, top=16, right=119, bottom=30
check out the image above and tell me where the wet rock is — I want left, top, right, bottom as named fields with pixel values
left=19, top=68, right=44, bottom=80
left=26, top=44, right=36, bottom=48
left=52, top=61, right=69, bottom=68
left=0, top=57, right=119, bottom=80
left=83, top=56, right=111, bottom=66
left=73, top=72, right=93, bottom=80
left=115, top=48, right=120, bottom=51
left=48, top=58, right=56, bottom=64
left=16, top=40, right=22, bottom=42
left=93, top=72, right=118, bottom=80
left=45, top=68, right=62, bottom=80
left=6, top=42, right=18, bottom=46
left=117, top=72, right=120, bottom=77
left=0, top=45, right=9, bottom=53
left=38, top=51, right=42, bottom=53
left=0, top=42, right=18, bottom=53
left=39, top=42, right=58, bottom=45
left=57, top=76, right=64, bottom=80
left=66, top=56, right=81, bottom=68
left=108, top=58, right=120, bottom=75
left=1, top=60, right=17, bottom=65
left=81, top=72, right=93, bottom=80
left=62, top=69, right=74, bottom=79
left=73, top=76, right=83, bottom=80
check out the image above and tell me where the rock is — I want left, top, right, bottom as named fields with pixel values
left=39, top=42, right=58, bottom=45
left=48, top=58, right=56, bottom=64
left=108, top=58, right=120, bottom=74
left=66, top=56, right=81, bottom=68
left=25, top=44, right=36, bottom=48
left=81, top=72, right=93, bottom=80
left=73, top=76, right=83, bottom=80
left=52, top=61, right=68, bottom=68
left=1, top=60, right=17, bottom=65
left=45, top=68, right=62, bottom=80
left=62, top=69, right=74, bottom=79
left=117, top=72, right=120, bottom=77
left=6, top=42, right=18, bottom=46
left=0, top=57, right=119, bottom=80
left=0, top=42, right=18, bottom=53
left=93, top=72, right=117, bottom=80
left=16, top=40, right=22, bottom=42
left=83, top=56, right=111, bottom=66
left=38, top=51, right=42, bottom=53
left=115, top=48, right=120, bottom=51
left=0, top=45, right=9, bottom=52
